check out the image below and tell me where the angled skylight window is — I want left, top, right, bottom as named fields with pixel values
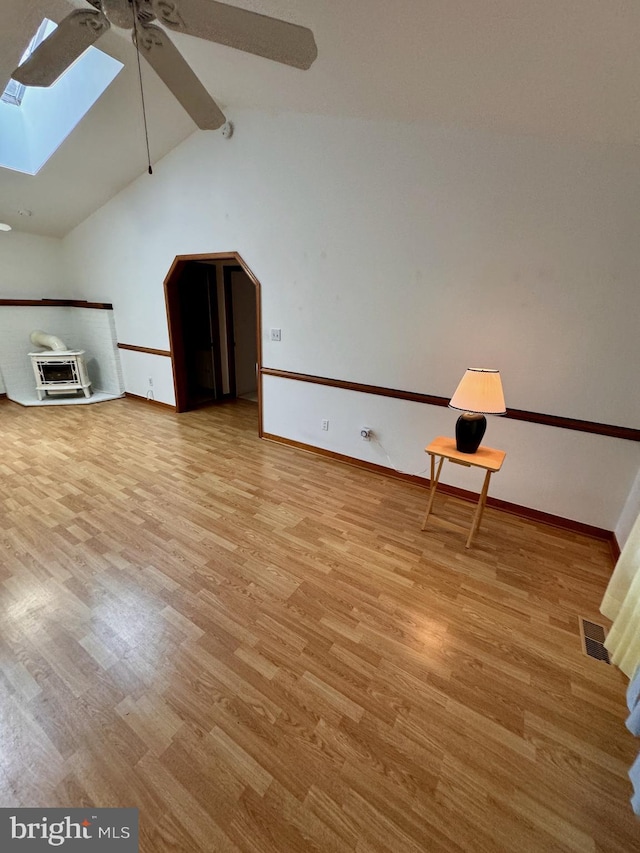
left=0, top=19, right=123, bottom=175
left=1, top=18, right=51, bottom=107
left=1, top=78, right=25, bottom=107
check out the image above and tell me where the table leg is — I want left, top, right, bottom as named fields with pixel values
left=466, top=469, right=492, bottom=549
left=421, top=455, right=444, bottom=530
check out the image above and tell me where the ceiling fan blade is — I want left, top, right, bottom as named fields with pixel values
left=151, top=0, right=317, bottom=70
left=136, top=24, right=226, bottom=130
left=12, top=9, right=110, bottom=88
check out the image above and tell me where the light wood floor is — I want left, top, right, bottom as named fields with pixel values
left=0, top=397, right=638, bottom=852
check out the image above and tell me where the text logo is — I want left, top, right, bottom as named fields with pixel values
left=0, top=809, right=138, bottom=851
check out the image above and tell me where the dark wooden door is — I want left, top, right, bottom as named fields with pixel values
left=177, top=262, right=223, bottom=409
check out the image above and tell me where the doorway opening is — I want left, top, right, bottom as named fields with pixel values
left=164, top=253, right=262, bottom=432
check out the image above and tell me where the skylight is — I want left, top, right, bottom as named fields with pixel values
left=1, top=18, right=50, bottom=107
left=0, top=19, right=123, bottom=176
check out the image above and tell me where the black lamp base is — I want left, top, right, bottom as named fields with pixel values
left=455, top=412, right=486, bottom=454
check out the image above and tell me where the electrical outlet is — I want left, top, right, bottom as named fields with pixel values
left=321, top=419, right=329, bottom=431
left=270, top=328, right=282, bottom=342
left=360, top=426, right=372, bottom=441
left=148, top=376, right=153, bottom=388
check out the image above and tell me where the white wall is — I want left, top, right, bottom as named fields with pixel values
left=62, top=109, right=640, bottom=529
left=0, top=230, right=67, bottom=394
left=0, top=230, right=66, bottom=297
left=616, top=468, right=640, bottom=548
left=118, top=348, right=175, bottom=405
left=263, top=375, right=640, bottom=531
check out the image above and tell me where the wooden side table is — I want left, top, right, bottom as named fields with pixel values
left=421, top=436, right=506, bottom=548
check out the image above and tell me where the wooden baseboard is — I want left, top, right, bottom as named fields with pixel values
left=124, top=392, right=176, bottom=411
left=262, top=432, right=616, bottom=544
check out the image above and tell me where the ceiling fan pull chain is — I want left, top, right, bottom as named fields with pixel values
left=130, top=0, right=153, bottom=175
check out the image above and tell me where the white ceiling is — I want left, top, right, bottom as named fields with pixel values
left=2, top=0, right=640, bottom=238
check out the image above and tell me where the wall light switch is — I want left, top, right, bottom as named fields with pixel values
left=270, top=328, right=282, bottom=342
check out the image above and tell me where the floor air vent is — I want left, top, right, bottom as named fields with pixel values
left=579, top=618, right=611, bottom=664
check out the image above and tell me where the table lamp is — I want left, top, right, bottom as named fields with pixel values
left=449, top=368, right=506, bottom=453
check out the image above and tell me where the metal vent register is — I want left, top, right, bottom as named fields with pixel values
left=579, top=618, right=611, bottom=664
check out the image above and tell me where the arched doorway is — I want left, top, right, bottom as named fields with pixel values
left=164, top=252, right=262, bottom=434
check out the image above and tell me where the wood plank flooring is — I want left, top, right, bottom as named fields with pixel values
left=0, top=397, right=638, bottom=852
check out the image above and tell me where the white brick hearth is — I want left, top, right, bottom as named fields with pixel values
left=0, top=306, right=124, bottom=405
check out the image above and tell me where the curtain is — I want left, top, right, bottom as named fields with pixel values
left=601, top=509, right=640, bottom=678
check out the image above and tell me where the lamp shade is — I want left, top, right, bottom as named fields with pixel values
left=449, top=368, right=506, bottom=415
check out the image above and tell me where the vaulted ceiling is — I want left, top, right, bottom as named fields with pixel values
left=2, top=0, right=640, bottom=238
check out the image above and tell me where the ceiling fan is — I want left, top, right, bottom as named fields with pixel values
left=11, top=0, right=318, bottom=130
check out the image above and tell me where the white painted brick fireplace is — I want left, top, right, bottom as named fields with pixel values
left=0, top=305, right=124, bottom=405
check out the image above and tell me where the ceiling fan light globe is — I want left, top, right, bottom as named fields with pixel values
left=101, top=0, right=136, bottom=30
